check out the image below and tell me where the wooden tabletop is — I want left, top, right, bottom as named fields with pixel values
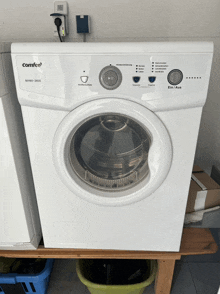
left=0, top=228, right=218, bottom=260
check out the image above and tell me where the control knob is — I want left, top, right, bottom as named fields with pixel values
left=99, top=66, right=122, bottom=90
left=167, top=69, right=183, bottom=85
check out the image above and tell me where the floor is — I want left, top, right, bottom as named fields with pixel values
left=47, top=229, right=220, bottom=294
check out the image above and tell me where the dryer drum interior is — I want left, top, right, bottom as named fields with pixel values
left=69, top=113, right=151, bottom=191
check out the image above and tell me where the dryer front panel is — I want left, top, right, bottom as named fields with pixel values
left=52, top=98, right=172, bottom=206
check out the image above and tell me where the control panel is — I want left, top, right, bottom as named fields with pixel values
left=73, top=54, right=206, bottom=94
left=13, top=50, right=213, bottom=111
left=98, top=65, right=184, bottom=90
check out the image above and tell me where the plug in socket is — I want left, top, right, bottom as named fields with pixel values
left=50, top=14, right=68, bottom=37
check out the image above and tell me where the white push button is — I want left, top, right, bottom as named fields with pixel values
left=81, top=76, right=88, bottom=83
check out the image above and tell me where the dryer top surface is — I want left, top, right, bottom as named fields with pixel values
left=11, top=42, right=213, bottom=55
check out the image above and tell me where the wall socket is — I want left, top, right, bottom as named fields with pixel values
left=53, top=15, right=67, bottom=37
left=52, top=1, right=68, bottom=37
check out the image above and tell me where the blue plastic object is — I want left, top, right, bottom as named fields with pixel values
left=148, top=76, right=156, bottom=83
left=0, top=259, right=54, bottom=294
left=133, top=76, right=140, bottom=83
left=76, top=15, right=89, bottom=33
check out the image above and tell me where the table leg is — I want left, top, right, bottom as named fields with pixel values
left=154, top=259, right=176, bottom=294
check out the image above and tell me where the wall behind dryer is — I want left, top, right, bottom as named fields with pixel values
left=0, top=0, right=219, bottom=42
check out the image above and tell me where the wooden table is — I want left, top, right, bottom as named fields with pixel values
left=0, top=228, right=218, bottom=294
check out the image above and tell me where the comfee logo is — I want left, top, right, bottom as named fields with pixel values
left=22, top=62, right=42, bottom=67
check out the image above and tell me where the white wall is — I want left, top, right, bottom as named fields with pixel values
left=1, top=0, right=220, bottom=174
left=1, top=0, right=220, bottom=42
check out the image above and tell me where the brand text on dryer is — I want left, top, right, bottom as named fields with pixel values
left=22, top=63, right=42, bottom=67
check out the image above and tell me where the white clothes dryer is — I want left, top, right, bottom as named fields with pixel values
left=0, top=43, right=41, bottom=250
left=11, top=42, right=213, bottom=251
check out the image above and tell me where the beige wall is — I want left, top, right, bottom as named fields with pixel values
left=1, top=0, right=220, bottom=173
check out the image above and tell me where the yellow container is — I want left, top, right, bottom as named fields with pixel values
left=76, top=259, right=157, bottom=294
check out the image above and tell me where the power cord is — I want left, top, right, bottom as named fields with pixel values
left=54, top=18, right=63, bottom=42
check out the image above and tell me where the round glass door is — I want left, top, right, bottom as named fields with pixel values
left=69, top=114, right=151, bottom=191
left=53, top=98, right=172, bottom=206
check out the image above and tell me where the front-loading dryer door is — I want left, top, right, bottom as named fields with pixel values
left=53, top=98, right=172, bottom=206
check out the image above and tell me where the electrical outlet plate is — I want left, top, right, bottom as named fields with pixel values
left=52, top=15, right=67, bottom=37
left=52, top=1, right=68, bottom=37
